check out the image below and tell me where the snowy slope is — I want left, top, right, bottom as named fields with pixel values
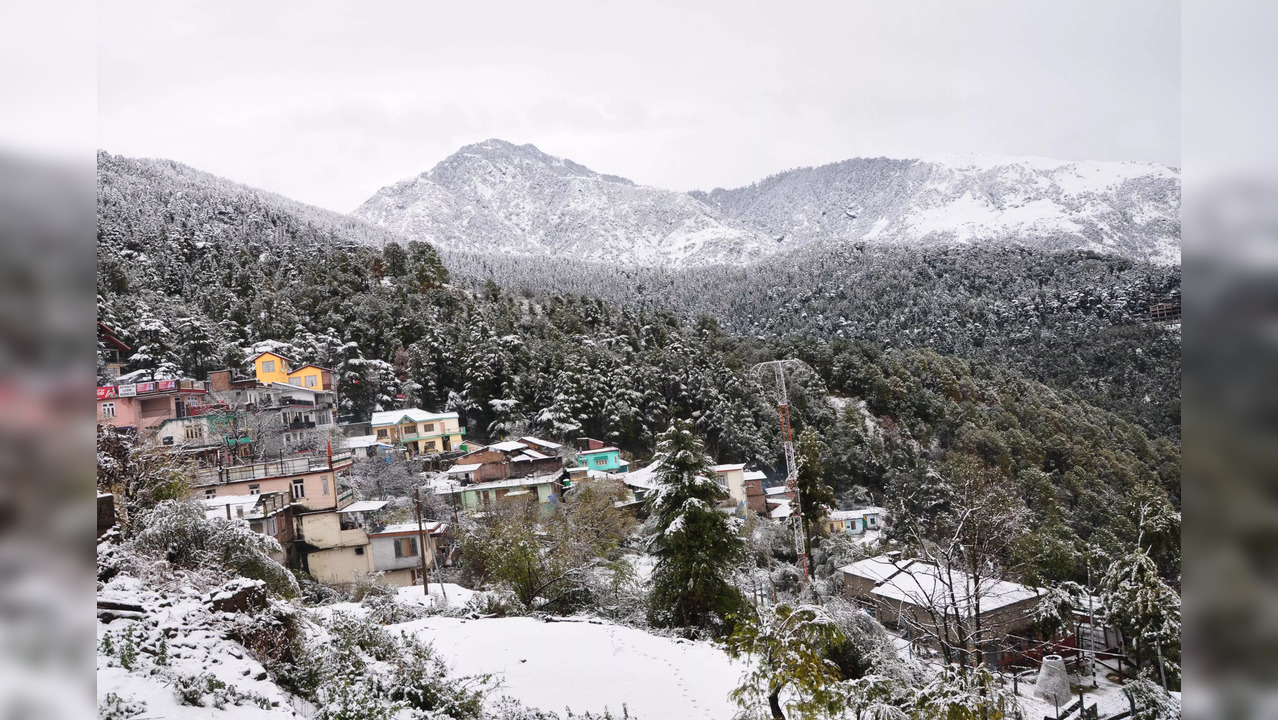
left=696, top=153, right=1180, bottom=265
left=397, top=616, right=742, bottom=719
left=354, top=140, right=775, bottom=267
left=355, top=140, right=1180, bottom=267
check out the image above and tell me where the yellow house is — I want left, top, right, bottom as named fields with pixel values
left=370, top=408, right=466, bottom=456
left=250, top=351, right=333, bottom=390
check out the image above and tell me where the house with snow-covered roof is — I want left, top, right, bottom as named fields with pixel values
left=839, top=553, right=1041, bottom=666
left=367, top=521, right=448, bottom=587
left=822, top=506, right=888, bottom=535
left=435, top=471, right=566, bottom=516
left=452, top=442, right=566, bottom=484
left=370, top=408, right=466, bottom=456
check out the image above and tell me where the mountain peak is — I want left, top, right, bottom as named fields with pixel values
left=357, top=143, right=1181, bottom=267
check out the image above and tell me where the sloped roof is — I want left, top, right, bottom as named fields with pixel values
left=489, top=441, right=529, bottom=452
left=579, top=446, right=619, bottom=456
left=370, top=408, right=459, bottom=427
left=250, top=350, right=294, bottom=363
left=711, top=463, right=747, bottom=473
left=743, top=470, right=768, bottom=482
left=838, top=556, right=914, bottom=584
left=518, top=436, right=562, bottom=450
left=871, top=562, right=1038, bottom=614
left=288, top=364, right=332, bottom=373
left=764, top=485, right=791, bottom=496
left=446, top=463, right=483, bottom=474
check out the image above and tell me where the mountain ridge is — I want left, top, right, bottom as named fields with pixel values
left=354, top=139, right=1180, bottom=267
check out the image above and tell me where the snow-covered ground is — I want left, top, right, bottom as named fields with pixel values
left=396, top=616, right=743, bottom=719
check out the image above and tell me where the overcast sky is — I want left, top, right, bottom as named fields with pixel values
left=98, top=0, right=1179, bottom=212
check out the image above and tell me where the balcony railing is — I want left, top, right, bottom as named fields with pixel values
left=195, top=452, right=354, bottom=486
left=287, top=420, right=317, bottom=430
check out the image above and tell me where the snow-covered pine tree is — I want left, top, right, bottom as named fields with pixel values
left=646, top=419, right=747, bottom=634
left=796, top=427, right=837, bottom=558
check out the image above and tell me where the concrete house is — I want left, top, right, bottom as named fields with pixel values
left=578, top=446, right=627, bottom=473
left=97, top=378, right=212, bottom=436
left=366, top=521, right=447, bottom=587
left=823, top=507, right=888, bottom=535
left=436, top=472, right=566, bottom=515
left=370, top=408, right=466, bottom=456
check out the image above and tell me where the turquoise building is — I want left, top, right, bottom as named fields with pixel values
left=578, top=446, right=627, bottom=473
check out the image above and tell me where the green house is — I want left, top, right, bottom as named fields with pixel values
left=577, top=446, right=627, bottom=473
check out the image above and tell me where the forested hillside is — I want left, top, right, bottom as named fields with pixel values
left=96, top=153, right=1180, bottom=586
left=445, top=245, right=1181, bottom=439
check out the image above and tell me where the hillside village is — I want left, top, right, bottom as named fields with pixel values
left=97, top=312, right=1181, bottom=720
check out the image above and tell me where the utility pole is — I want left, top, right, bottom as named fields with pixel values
left=413, top=487, right=433, bottom=598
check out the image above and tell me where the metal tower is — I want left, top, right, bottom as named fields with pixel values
left=755, top=360, right=809, bottom=588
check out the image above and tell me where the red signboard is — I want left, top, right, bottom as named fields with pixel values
left=136, top=381, right=157, bottom=394
left=158, top=379, right=177, bottom=391
left=96, top=386, right=117, bottom=400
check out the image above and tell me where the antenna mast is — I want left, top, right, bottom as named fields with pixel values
left=757, top=360, right=809, bottom=589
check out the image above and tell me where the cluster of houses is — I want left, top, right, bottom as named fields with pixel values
left=96, top=327, right=891, bottom=590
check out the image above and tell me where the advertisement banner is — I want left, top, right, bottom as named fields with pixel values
left=136, top=381, right=157, bottom=394
left=158, top=379, right=177, bottom=391
left=96, top=386, right=117, bottom=400
left=118, top=384, right=137, bottom=397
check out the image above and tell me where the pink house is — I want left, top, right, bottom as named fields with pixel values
left=96, top=379, right=212, bottom=436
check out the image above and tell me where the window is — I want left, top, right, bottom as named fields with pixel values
left=265, top=517, right=277, bottom=535
left=594, top=457, right=607, bottom=467
left=184, top=425, right=204, bottom=440
left=423, top=423, right=435, bottom=433
left=205, top=488, right=216, bottom=498
left=261, top=360, right=275, bottom=373
left=376, top=428, right=389, bottom=439
left=354, top=546, right=365, bottom=555
left=426, top=441, right=437, bottom=451
left=247, top=484, right=260, bottom=496
left=402, top=424, right=417, bottom=436
left=321, top=475, right=329, bottom=495
left=100, top=402, right=115, bottom=419
left=289, top=377, right=302, bottom=386
left=868, top=516, right=877, bottom=526
left=305, top=375, right=318, bottom=387
left=393, top=537, right=419, bottom=558
left=292, top=479, right=305, bottom=498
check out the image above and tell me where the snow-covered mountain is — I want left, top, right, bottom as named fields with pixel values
left=354, top=139, right=775, bottom=267
left=695, top=153, right=1180, bottom=265
left=354, top=140, right=1180, bottom=267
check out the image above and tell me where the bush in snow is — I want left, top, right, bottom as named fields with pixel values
left=173, top=672, right=273, bottom=710
left=279, top=611, right=492, bottom=719
left=130, top=499, right=299, bottom=598
left=1123, top=678, right=1180, bottom=720
left=98, top=692, right=146, bottom=720
left=910, top=663, right=1020, bottom=720
left=723, top=603, right=846, bottom=720
left=821, top=598, right=920, bottom=687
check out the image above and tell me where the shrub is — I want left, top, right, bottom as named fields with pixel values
left=131, top=500, right=299, bottom=598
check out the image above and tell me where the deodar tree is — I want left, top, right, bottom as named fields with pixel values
left=646, top=419, right=746, bottom=634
